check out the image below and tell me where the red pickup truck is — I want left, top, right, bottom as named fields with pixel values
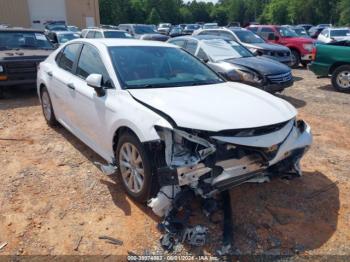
left=247, top=25, right=315, bottom=68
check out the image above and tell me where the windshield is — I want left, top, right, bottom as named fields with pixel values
left=293, top=28, right=308, bottom=37
left=330, top=30, right=350, bottom=37
left=277, top=27, right=299, bottom=37
left=202, top=40, right=252, bottom=61
left=0, top=31, right=54, bottom=50
left=203, top=24, right=218, bottom=29
left=186, top=25, right=200, bottom=30
left=104, top=31, right=132, bottom=38
left=57, top=33, right=80, bottom=44
left=234, top=30, right=265, bottom=43
left=68, top=26, right=80, bottom=32
left=109, top=46, right=223, bottom=89
left=134, top=26, right=156, bottom=35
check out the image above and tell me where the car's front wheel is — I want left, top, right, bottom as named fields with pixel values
left=332, top=65, right=350, bottom=93
left=40, top=87, right=58, bottom=126
left=116, top=133, right=153, bottom=203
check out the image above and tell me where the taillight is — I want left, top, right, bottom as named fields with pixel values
left=311, top=47, right=317, bottom=61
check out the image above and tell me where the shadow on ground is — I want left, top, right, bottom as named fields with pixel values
left=0, top=87, right=38, bottom=110
left=228, top=171, right=339, bottom=255
left=276, top=94, right=307, bottom=108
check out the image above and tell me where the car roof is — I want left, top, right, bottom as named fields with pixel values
left=71, top=38, right=178, bottom=48
left=0, top=28, right=45, bottom=33
left=54, top=31, right=79, bottom=35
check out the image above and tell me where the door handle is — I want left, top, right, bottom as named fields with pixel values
left=47, top=71, right=53, bottom=77
left=67, top=83, right=75, bottom=90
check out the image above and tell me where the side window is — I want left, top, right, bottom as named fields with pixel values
left=169, top=39, right=186, bottom=48
left=260, top=28, right=275, bottom=40
left=185, top=40, right=198, bottom=55
left=197, top=48, right=209, bottom=61
left=76, top=44, right=111, bottom=86
left=218, top=31, right=236, bottom=41
left=86, top=31, right=95, bottom=39
left=95, top=31, right=103, bottom=38
left=57, top=44, right=81, bottom=72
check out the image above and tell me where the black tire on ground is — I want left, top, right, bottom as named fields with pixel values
left=115, top=132, right=153, bottom=203
left=0, top=87, right=4, bottom=99
left=40, top=86, right=58, bottom=126
left=301, top=61, right=308, bottom=68
left=331, top=65, right=350, bottom=93
left=291, top=50, right=301, bottom=69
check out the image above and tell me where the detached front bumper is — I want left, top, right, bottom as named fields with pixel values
left=154, top=120, right=312, bottom=196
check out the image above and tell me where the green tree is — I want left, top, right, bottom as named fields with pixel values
left=147, top=8, right=161, bottom=24
left=339, top=0, right=350, bottom=25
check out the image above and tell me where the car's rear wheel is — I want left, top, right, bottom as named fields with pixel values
left=332, top=65, right=350, bottom=93
left=291, top=50, right=301, bottom=68
left=116, top=133, right=152, bottom=203
left=40, top=87, right=58, bottom=126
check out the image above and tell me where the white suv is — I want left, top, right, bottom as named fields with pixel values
left=37, top=39, right=312, bottom=205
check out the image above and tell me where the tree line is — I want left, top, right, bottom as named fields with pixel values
left=100, top=0, right=350, bottom=26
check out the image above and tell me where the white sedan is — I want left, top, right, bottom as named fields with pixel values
left=318, top=28, right=350, bottom=43
left=37, top=39, right=312, bottom=210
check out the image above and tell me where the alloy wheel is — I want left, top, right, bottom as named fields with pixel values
left=119, top=142, right=145, bottom=194
left=336, top=71, right=350, bottom=89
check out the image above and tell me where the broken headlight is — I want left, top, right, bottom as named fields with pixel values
left=155, top=126, right=216, bottom=167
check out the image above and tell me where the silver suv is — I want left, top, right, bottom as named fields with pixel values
left=194, top=28, right=292, bottom=66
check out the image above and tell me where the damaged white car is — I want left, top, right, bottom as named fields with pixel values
left=37, top=39, right=312, bottom=211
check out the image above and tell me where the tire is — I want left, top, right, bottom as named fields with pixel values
left=291, top=50, right=301, bottom=69
left=40, top=87, right=58, bottom=126
left=115, top=132, right=153, bottom=203
left=0, top=87, right=4, bottom=99
left=331, top=65, right=350, bottom=93
left=301, top=61, right=308, bottom=68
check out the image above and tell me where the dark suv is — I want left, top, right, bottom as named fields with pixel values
left=0, top=28, right=54, bottom=96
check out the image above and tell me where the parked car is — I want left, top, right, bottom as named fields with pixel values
left=169, top=26, right=183, bottom=38
left=194, top=28, right=292, bottom=66
left=37, top=38, right=312, bottom=203
left=290, top=26, right=310, bottom=38
left=227, top=22, right=240, bottom=27
left=309, top=40, right=350, bottom=92
left=248, top=25, right=315, bottom=68
left=298, top=24, right=313, bottom=32
left=182, top=24, right=201, bottom=35
left=81, top=28, right=132, bottom=39
left=67, top=25, right=81, bottom=34
left=0, top=28, right=54, bottom=97
left=317, top=28, right=350, bottom=43
left=44, top=21, right=67, bottom=33
left=203, top=23, right=219, bottom=29
left=168, top=36, right=293, bottom=93
left=309, top=24, right=331, bottom=39
left=47, top=31, right=80, bottom=46
left=157, top=23, right=172, bottom=35
left=118, top=24, right=169, bottom=41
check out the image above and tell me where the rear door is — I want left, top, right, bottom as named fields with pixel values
left=48, top=43, right=82, bottom=127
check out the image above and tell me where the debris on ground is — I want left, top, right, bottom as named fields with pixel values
left=99, top=236, right=123, bottom=246
left=0, top=242, right=7, bottom=251
left=73, top=236, right=83, bottom=251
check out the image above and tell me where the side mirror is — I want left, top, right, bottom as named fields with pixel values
left=86, top=74, right=105, bottom=96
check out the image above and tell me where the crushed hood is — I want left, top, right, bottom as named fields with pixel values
left=224, top=56, right=291, bottom=76
left=128, top=82, right=297, bottom=132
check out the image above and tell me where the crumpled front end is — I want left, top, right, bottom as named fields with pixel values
left=148, top=119, right=312, bottom=216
